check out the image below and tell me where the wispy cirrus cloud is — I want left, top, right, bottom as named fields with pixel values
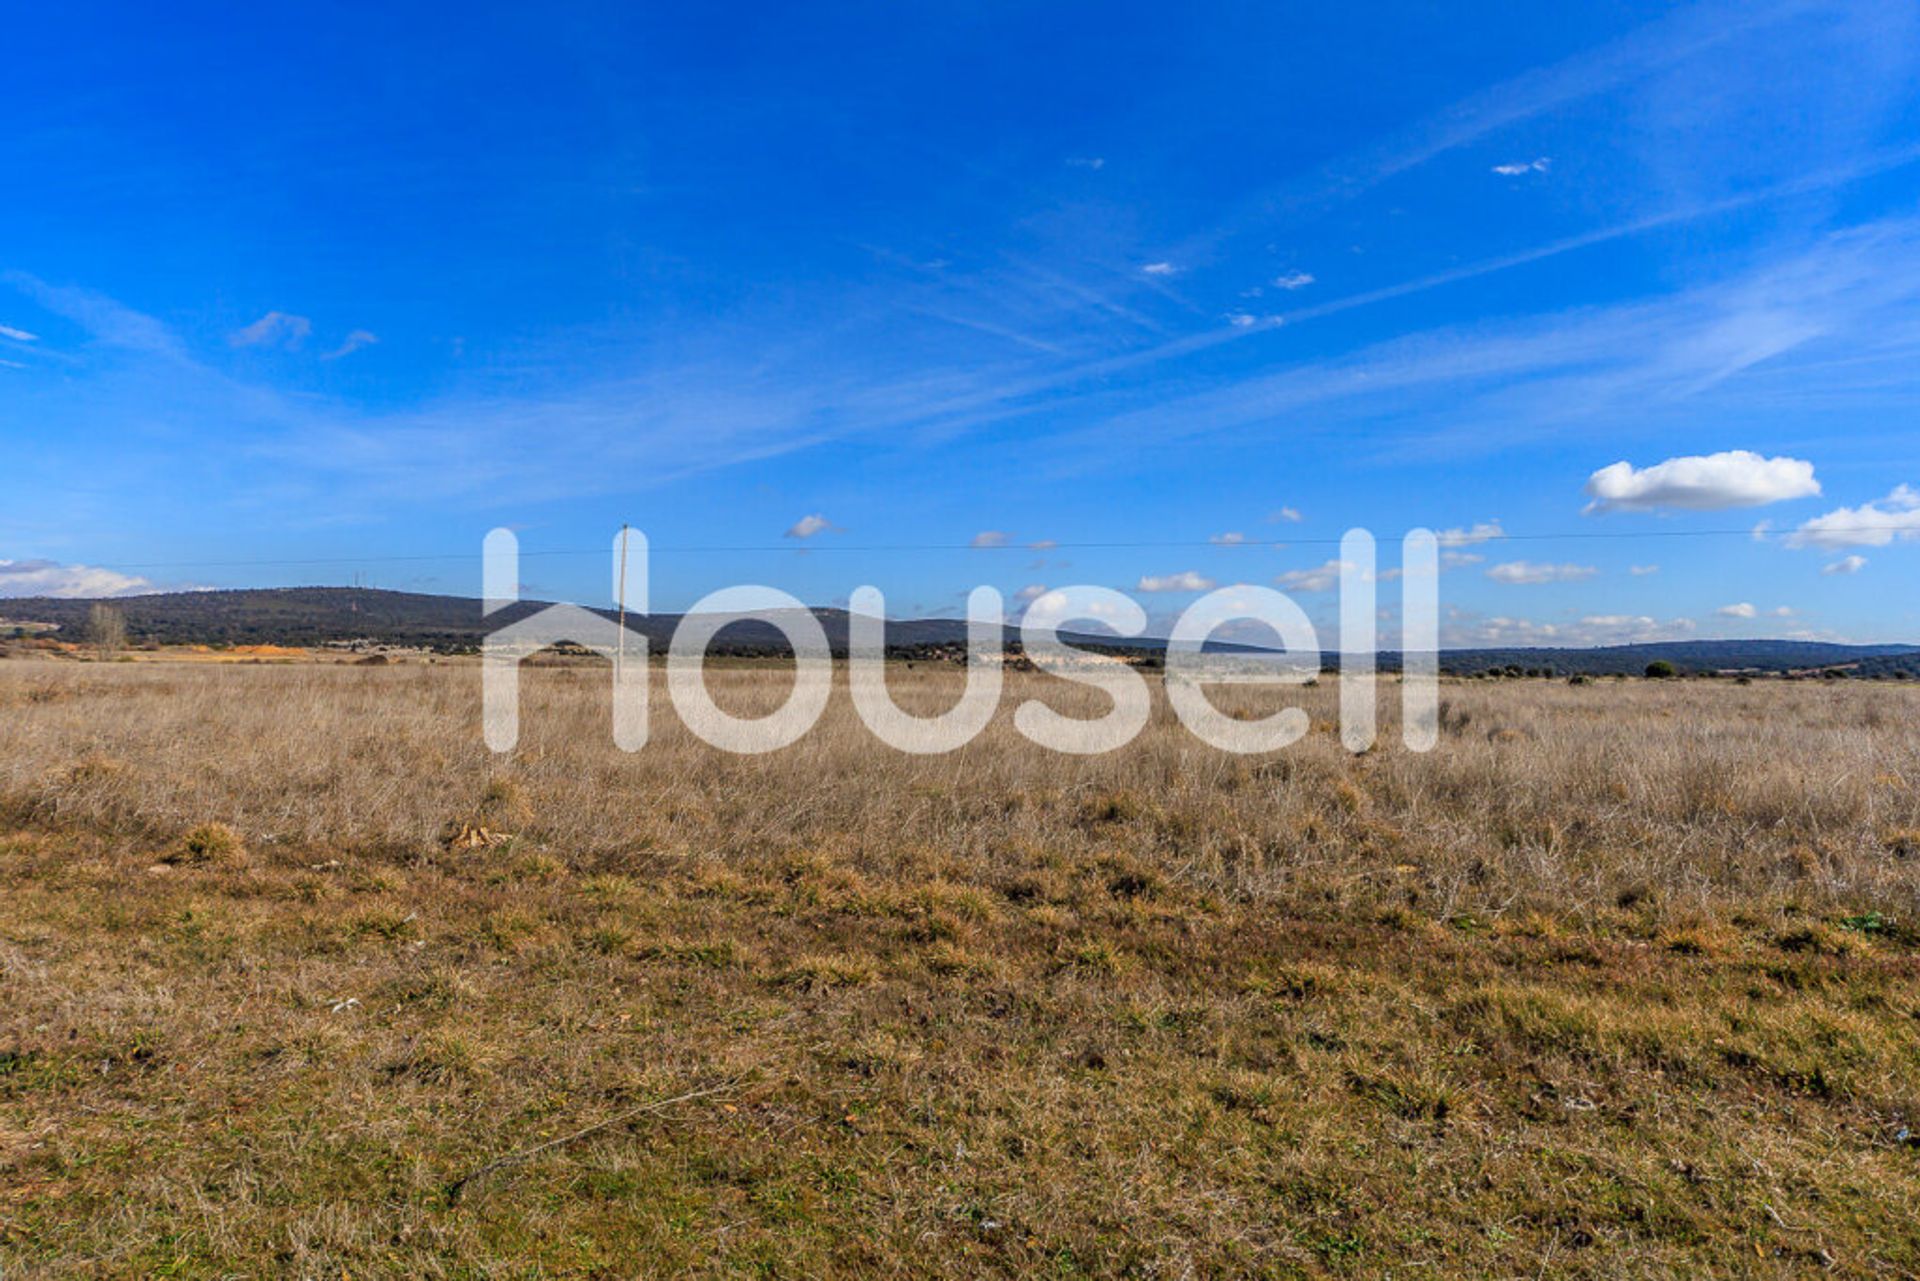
left=1164, top=0, right=1830, bottom=266
left=6, top=271, right=190, bottom=360
left=322, top=330, right=379, bottom=361
left=1035, top=212, right=1920, bottom=472
left=230, top=311, right=312, bottom=350
left=4, top=269, right=1069, bottom=512
left=22, top=199, right=1920, bottom=531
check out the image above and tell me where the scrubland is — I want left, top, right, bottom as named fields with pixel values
left=3, top=659, right=1919, bottom=1276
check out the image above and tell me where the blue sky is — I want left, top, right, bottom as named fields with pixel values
left=4, top=0, right=1920, bottom=645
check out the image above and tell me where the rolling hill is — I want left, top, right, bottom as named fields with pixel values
left=3, top=587, right=1916, bottom=675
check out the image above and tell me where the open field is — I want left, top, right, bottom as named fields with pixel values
left=4, top=659, right=1920, bottom=1276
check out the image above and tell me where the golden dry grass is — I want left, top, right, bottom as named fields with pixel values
left=2, top=659, right=1919, bottom=1276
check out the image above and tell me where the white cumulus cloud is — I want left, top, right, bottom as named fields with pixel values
left=0, top=558, right=156, bottom=599
left=1823, top=555, right=1868, bottom=575
left=1210, top=532, right=1247, bottom=546
left=1436, top=521, right=1505, bottom=547
left=1141, top=262, right=1177, bottom=277
left=1786, top=485, right=1920, bottom=550
left=784, top=514, right=832, bottom=540
left=1136, top=570, right=1215, bottom=593
left=1583, top=450, right=1819, bottom=513
left=970, top=530, right=1010, bottom=548
left=1486, top=560, right=1597, bottom=585
left=1267, top=507, right=1303, bottom=524
left=1275, top=560, right=1353, bottom=593
left=1716, top=602, right=1758, bottom=619
left=1272, top=271, right=1315, bottom=290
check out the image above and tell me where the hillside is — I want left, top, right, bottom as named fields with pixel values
left=0, top=588, right=1171, bottom=658
left=1430, top=638, right=1920, bottom=678
left=3, top=587, right=1916, bottom=674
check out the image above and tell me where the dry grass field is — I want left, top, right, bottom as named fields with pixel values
left=4, top=658, right=1920, bottom=1276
